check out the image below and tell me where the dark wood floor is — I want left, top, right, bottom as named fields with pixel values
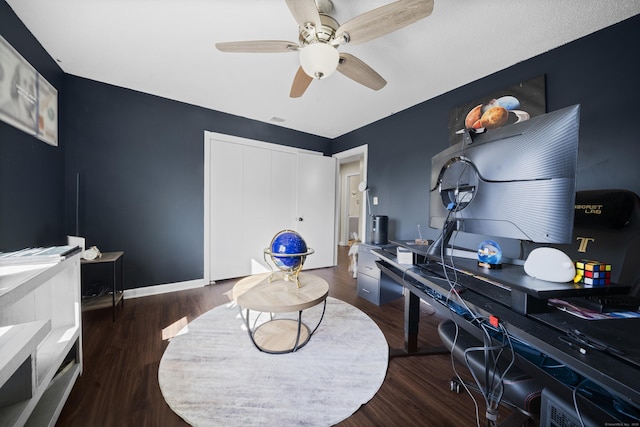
left=57, top=246, right=520, bottom=426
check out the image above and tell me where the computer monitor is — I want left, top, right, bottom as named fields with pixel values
left=428, top=104, right=581, bottom=257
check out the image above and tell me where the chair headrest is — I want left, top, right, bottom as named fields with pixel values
left=521, top=189, right=640, bottom=288
left=574, top=189, right=639, bottom=230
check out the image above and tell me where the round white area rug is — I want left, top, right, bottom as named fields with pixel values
left=158, top=296, right=388, bottom=426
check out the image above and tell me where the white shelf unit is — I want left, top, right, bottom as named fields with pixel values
left=0, top=252, right=82, bottom=427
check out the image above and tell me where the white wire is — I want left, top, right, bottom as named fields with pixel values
left=572, top=378, right=588, bottom=427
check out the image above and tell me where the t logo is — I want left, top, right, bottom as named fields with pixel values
left=576, top=237, right=595, bottom=253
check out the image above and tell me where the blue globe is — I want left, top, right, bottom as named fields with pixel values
left=478, top=240, right=502, bottom=265
left=270, top=230, right=308, bottom=270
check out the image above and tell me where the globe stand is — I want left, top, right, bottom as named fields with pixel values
left=477, top=261, right=502, bottom=269
left=263, top=249, right=315, bottom=287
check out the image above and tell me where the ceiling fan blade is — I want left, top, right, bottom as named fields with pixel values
left=290, top=66, right=314, bottom=98
left=337, top=53, right=387, bottom=91
left=285, top=0, right=322, bottom=31
left=335, top=0, right=434, bottom=46
left=215, top=40, right=299, bottom=53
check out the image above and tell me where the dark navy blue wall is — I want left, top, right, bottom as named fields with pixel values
left=0, top=2, right=65, bottom=249
left=333, top=15, right=640, bottom=251
left=63, top=78, right=331, bottom=288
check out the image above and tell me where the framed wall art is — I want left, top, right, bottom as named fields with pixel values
left=0, top=35, right=58, bottom=146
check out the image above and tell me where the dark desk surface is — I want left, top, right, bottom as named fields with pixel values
left=373, top=246, right=640, bottom=412
left=392, top=240, right=628, bottom=299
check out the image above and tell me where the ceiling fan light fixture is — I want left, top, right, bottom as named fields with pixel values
left=300, top=42, right=339, bottom=79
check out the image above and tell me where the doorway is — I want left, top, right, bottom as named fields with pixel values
left=333, top=145, right=368, bottom=246
left=346, top=173, right=361, bottom=243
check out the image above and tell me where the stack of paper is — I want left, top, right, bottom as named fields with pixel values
left=0, top=246, right=79, bottom=265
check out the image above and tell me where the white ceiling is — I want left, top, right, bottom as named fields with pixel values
left=6, top=0, right=640, bottom=139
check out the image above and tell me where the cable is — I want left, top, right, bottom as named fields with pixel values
left=444, top=163, right=513, bottom=403
left=426, top=147, right=519, bottom=425
left=437, top=230, right=491, bottom=425
left=438, top=209, right=517, bottom=426
left=397, top=255, right=482, bottom=425
left=572, top=378, right=588, bottom=427
left=448, top=319, right=482, bottom=427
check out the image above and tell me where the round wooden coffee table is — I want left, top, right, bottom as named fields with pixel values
left=233, top=272, right=329, bottom=354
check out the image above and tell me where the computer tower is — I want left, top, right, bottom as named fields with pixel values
left=371, top=215, right=388, bottom=245
left=541, top=388, right=591, bottom=427
left=540, top=387, right=623, bottom=427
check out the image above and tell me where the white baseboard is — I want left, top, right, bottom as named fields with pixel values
left=124, top=278, right=207, bottom=299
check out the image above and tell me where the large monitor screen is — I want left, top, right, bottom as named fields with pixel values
left=428, top=104, right=580, bottom=253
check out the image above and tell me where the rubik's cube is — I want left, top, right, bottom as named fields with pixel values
left=574, top=260, right=612, bottom=286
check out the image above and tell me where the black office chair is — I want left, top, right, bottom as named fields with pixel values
left=438, top=189, right=640, bottom=425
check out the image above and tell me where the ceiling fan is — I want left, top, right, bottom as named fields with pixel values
left=215, top=0, right=434, bottom=98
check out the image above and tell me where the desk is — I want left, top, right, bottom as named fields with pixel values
left=81, top=251, right=124, bottom=321
left=373, top=245, right=640, bottom=423
left=233, top=272, right=329, bottom=354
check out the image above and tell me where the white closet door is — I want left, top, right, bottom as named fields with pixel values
left=270, top=150, right=298, bottom=233
left=210, top=140, right=244, bottom=280
left=243, top=145, right=274, bottom=276
left=296, top=153, right=336, bottom=269
left=208, top=135, right=334, bottom=281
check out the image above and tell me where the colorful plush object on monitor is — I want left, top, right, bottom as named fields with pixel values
left=574, top=260, right=612, bottom=286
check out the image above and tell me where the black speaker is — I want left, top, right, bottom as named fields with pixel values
left=371, top=215, right=388, bottom=245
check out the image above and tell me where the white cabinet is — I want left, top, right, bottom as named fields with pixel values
left=0, top=252, right=82, bottom=427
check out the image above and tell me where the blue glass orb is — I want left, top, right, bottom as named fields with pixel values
left=270, top=230, right=308, bottom=270
left=478, top=240, right=502, bottom=265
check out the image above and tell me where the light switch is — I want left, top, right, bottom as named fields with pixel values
left=373, top=197, right=378, bottom=205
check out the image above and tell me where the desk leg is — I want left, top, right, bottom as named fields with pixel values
left=111, top=256, right=125, bottom=322
left=405, top=290, right=420, bottom=353
left=389, top=290, right=448, bottom=358
left=120, top=255, right=124, bottom=310
left=112, top=259, right=116, bottom=322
